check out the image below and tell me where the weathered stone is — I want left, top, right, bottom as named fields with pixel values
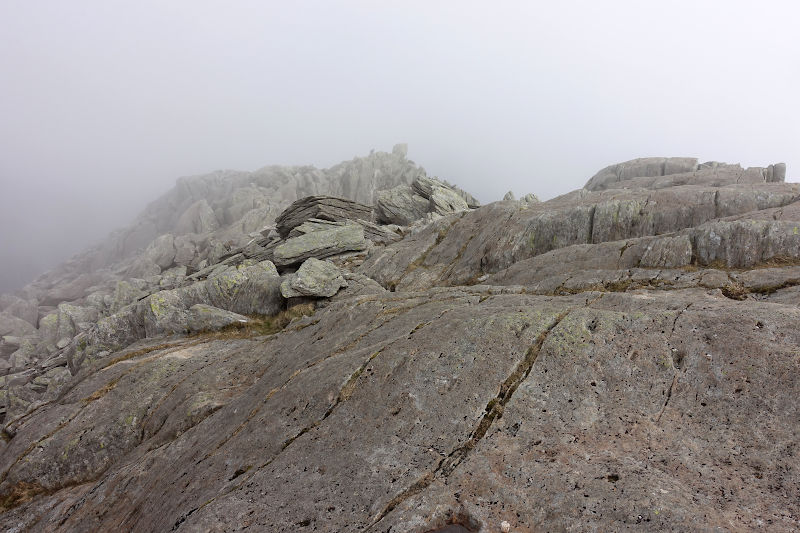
left=4, top=151, right=800, bottom=533
left=38, top=272, right=105, bottom=306
left=521, top=193, right=540, bottom=204
left=375, top=185, right=430, bottom=225
left=585, top=157, right=699, bottom=191
left=773, top=162, right=787, bottom=182
left=273, top=225, right=368, bottom=266
left=175, top=199, right=220, bottom=235
left=159, top=265, right=188, bottom=290
left=280, top=259, right=347, bottom=298
left=0, top=336, right=21, bottom=359
left=275, top=196, right=373, bottom=238
left=110, top=279, right=148, bottom=314
left=411, top=176, right=480, bottom=209
left=2, top=289, right=798, bottom=532
left=0, top=312, right=36, bottom=338
left=356, top=220, right=403, bottom=244
left=173, top=235, right=197, bottom=266
left=0, top=295, right=38, bottom=327
left=144, top=234, right=176, bottom=269
left=428, top=186, right=469, bottom=216
left=361, top=182, right=800, bottom=290
left=502, top=190, right=516, bottom=201
left=186, top=304, right=249, bottom=333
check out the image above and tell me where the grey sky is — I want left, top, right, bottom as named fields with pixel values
left=1, top=1, right=799, bottom=292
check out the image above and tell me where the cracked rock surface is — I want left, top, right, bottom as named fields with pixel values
left=1, top=153, right=799, bottom=532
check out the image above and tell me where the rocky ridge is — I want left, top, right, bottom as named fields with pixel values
left=0, top=153, right=798, bottom=532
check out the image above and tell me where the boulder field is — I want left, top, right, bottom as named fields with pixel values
left=0, top=152, right=798, bottom=532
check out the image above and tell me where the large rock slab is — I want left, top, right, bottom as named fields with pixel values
left=585, top=157, right=699, bottom=191
left=1, top=290, right=798, bottom=532
left=273, top=224, right=368, bottom=267
left=585, top=158, right=787, bottom=192
left=361, top=182, right=800, bottom=290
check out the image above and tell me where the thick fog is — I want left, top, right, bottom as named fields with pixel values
left=1, top=1, right=798, bottom=293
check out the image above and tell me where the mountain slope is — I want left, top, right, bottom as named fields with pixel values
left=1, top=154, right=798, bottom=532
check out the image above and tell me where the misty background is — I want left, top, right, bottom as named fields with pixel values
left=1, top=1, right=798, bottom=294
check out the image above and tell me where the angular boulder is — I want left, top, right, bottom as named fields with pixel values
left=0, top=295, right=38, bottom=327
left=0, top=312, right=36, bottom=338
left=429, top=186, right=469, bottom=216
left=280, top=258, right=347, bottom=298
left=375, top=185, right=430, bottom=225
left=144, top=234, right=176, bottom=269
left=175, top=199, right=220, bottom=235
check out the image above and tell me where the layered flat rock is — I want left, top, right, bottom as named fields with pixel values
left=376, top=176, right=473, bottom=226
left=273, top=224, right=368, bottom=267
left=375, top=184, right=431, bottom=225
left=360, top=182, right=800, bottom=291
left=275, top=196, right=373, bottom=238
left=585, top=157, right=786, bottom=192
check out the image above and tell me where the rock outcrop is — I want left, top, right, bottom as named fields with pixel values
left=272, top=224, right=368, bottom=266
left=1, top=153, right=799, bottom=533
left=376, top=175, right=476, bottom=225
left=275, top=196, right=373, bottom=238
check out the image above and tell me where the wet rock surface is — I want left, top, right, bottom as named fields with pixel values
left=1, top=154, right=799, bottom=532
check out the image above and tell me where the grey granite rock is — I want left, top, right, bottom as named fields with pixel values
left=0, top=295, right=38, bottom=327
left=275, top=196, right=373, bottom=238
left=585, top=157, right=699, bottom=191
left=375, top=185, right=431, bottom=225
left=4, top=152, right=800, bottom=533
left=0, top=312, right=36, bottom=338
left=280, top=258, right=347, bottom=298
left=428, top=186, right=469, bottom=216
left=186, top=304, right=249, bottom=333
left=273, top=225, right=368, bottom=267
left=2, top=289, right=798, bottom=532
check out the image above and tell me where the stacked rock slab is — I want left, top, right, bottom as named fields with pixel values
left=275, top=195, right=374, bottom=238
left=376, top=176, right=474, bottom=225
left=272, top=225, right=368, bottom=267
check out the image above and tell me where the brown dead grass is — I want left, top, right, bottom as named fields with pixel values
left=0, top=481, right=47, bottom=512
left=191, top=303, right=317, bottom=340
